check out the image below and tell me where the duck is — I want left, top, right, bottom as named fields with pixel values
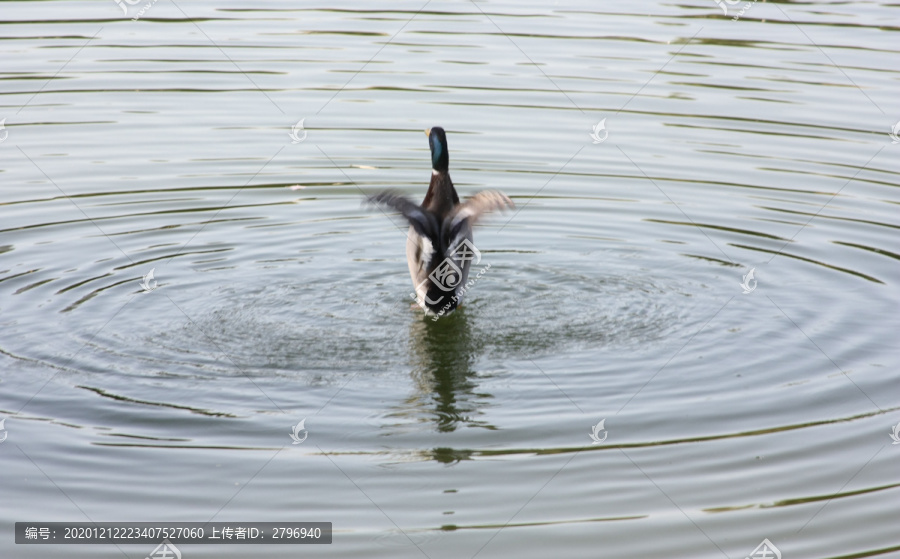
left=368, top=127, right=514, bottom=316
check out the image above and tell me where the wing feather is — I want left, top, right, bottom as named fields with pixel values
left=444, top=190, right=514, bottom=242
left=367, top=191, right=440, bottom=242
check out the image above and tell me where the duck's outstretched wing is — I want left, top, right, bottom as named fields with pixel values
left=367, top=191, right=440, bottom=241
left=444, top=190, right=515, bottom=240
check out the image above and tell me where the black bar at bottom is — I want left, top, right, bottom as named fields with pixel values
left=15, top=522, right=332, bottom=544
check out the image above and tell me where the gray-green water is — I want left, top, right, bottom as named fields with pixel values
left=1, top=1, right=899, bottom=558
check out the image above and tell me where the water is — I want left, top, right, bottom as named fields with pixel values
left=2, top=1, right=899, bottom=558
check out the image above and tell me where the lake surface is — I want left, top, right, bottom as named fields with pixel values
left=1, top=1, right=899, bottom=558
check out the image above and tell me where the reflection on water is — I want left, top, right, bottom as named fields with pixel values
left=407, top=309, right=495, bottom=432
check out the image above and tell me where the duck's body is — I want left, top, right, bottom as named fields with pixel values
left=369, top=127, right=513, bottom=316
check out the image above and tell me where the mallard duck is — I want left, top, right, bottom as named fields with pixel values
left=368, top=127, right=514, bottom=316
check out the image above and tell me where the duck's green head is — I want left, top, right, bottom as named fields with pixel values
left=426, top=127, right=449, bottom=172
